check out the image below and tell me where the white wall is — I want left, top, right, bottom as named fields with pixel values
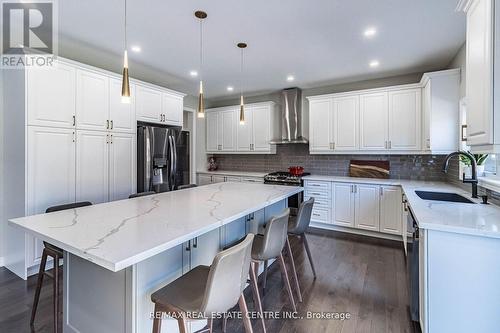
left=447, top=42, right=466, bottom=98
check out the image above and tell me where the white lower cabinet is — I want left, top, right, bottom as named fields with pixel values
left=197, top=172, right=262, bottom=186
left=109, top=132, right=136, bottom=201
left=380, top=186, right=403, bottom=235
left=354, top=184, right=380, bottom=231
left=332, top=183, right=355, bottom=227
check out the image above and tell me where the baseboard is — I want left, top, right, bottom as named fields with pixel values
left=309, top=222, right=404, bottom=243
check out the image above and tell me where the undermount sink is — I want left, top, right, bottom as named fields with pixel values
left=415, top=190, right=475, bottom=204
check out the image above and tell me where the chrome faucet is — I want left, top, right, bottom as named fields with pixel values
left=442, top=151, right=478, bottom=198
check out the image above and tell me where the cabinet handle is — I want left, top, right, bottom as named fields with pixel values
left=185, top=240, right=191, bottom=251
left=110, top=120, right=113, bottom=129
left=110, top=134, right=113, bottom=144
left=72, top=115, right=76, bottom=126
left=72, top=131, right=75, bottom=143
left=380, top=187, right=383, bottom=196
left=313, top=213, right=320, bottom=217
left=193, top=237, right=198, bottom=248
left=388, top=141, right=392, bottom=149
left=106, top=120, right=109, bottom=129
left=106, top=134, right=109, bottom=144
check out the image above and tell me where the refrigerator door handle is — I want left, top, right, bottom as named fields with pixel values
left=168, top=135, right=175, bottom=191
left=172, top=135, right=178, bottom=190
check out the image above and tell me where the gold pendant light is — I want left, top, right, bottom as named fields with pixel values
left=195, top=11, right=207, bottom=118
left=121, top=0, right=130, bottom=104
left=237, top=42, right=247, bottom=125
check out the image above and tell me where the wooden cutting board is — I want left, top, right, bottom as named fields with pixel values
left=349, top=160, right=390, bottom=179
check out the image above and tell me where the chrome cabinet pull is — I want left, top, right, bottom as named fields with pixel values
left=186, top=240, right=191, bottom=251
left=110, top=134, right=113, bottom=144
left=313, top=213, right=321, bottom=217
left=388, top=141, right=392, bottom=149
left=72, top=131, right=75, bottom=143
left=106, top=120, right=109, bottom=129
left=106, top=134, right=109, bottom=144
left=72, top=115, right=76, bottom=126
left=110, top=120, right=113, bottom=129
left=193, top=237, right=198, bottom=248
left=332, top=142, right=335, bottom=150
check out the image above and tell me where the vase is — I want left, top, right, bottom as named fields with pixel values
left=477, top=165, right=485, bottom=177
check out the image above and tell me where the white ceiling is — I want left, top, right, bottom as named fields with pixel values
left=59, top=0, right=465, bottom=99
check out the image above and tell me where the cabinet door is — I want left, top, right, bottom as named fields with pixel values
left=466, top=0, right=494, bottom=146
left=332, top=183, right=355, bottom=227
left=109, top=78, right=136, bottom=133
left=212, top=175, right=225, bottom=183
left=27, top=63, right=76, bottom=128
left=76, top=69, right=109, bottom=131
left=355, top=184, right=380, bottom=231
left=388, top=89, right=421, bottom=150
left=27, top=127, right=76, bottom=266
left=220, top=109, right=237, bottom=151
left=309, top=99, right=333, bottom=152
left=109, top=132, right=136, bottom=201
left=333, top=95, right=359, bottom=150
left=252, top=105, right=272, bottom=151
left=163, top=93, right=183, bottom=126
left=206, top=112, right=219, bottom=152
left=359, top=92, right=388, bottom=150
left=224, top=176, right=241, bottom=182
left=136, top=85, right=162, bottom=124
left=76, top=130, right=109, bottom=204
left=223, top=217, right=247, bottom=248
left=422, top=81, right=432, bottom=150
left=190, top=228, right=221, bottom=268
left=197, top=174, right=213, bottom=186
left=237, top=110, right=252, bottom=151
left=380, top=186, right=402, bottom=235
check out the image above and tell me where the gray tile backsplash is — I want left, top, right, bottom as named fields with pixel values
left=209, top=144, right=448, bottom=181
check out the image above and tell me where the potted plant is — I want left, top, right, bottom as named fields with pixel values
left=460, top=152, right=489, bottom=176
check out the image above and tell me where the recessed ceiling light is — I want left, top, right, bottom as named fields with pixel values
left=227, top=86, right=234, bottom=92
left=364, top=27, right=377, bottom=38
left=190, top=70, right=198, bottom=77
left=287, top=75, right=295, bottom=82
left=131, top=45, right=141, bottom=53
left=369, top=60, right=380, bottom=68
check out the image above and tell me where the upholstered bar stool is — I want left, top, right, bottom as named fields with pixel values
left=129, top=191, right=156, bottom=199
left=31, top=201, right=92, bottom=333
left=151, top=234, right=255, bottom=333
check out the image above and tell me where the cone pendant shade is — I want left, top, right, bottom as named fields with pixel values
left=121, top=50, right=131, bottom=104
left=239, top=95, right=245, bottom=124
left=198, top=80, right=205, bottom=118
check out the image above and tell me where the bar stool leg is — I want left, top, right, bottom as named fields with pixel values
left=152, top=305, right=162, bottom=333
left=238, top=294, right=253, bottom=333
left=249, top=262, right=266, bottom=333
left=285, top=236, right=303, bottom=302
left=277, top=254, right=297, bottom=312
left=207, top=317, right=213, bottom=333
left=177, top=313, right=188, bottom=333
left=222, top=313, right=228, bottom=333
left=30, top=249, right=48, bottom=327
left=302, top=234, right=317, bottom=279
left=262, top=260, right=268, bottom=294
left=53, top=253, right=60, bottom=333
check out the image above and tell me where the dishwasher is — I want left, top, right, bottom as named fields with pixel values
left=408, top=207, right=420, bottom=323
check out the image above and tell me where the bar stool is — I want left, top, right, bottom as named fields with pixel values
left=31, top=201, right=92, bottom=333
left=151, top=234, right=255, bottom=333
left=129, top=191, right=156, bottom=199
left=177, top=184, right=198, bottom=190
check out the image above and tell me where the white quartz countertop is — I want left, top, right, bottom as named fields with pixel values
left=9, top=183, right=302, bottom=272
left=303, top=175, right=500, bottom=239
left=197, top=170, right=267, bottom=178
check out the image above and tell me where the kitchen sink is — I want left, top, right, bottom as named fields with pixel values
left=415, top=190, right=475, bottom=204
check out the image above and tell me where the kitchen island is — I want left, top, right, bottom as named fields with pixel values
left=9, top=182, right=303, bottom=333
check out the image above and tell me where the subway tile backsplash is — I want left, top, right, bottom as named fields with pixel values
left=210, top=144, right=448, bottom=181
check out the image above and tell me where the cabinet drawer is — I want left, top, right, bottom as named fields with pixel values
left=305, top=189, right=331, bottom=200
left=304, top=181, right=331, bottom=191
left=311, top=208, right=330, bottom=223
left=305, top=195, right=331, bottom=208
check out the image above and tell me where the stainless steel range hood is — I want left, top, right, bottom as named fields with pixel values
left=270, top=88, right=308, bottom=144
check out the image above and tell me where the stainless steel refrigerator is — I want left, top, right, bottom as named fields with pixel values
left=137, top=123, right=190, bottom=193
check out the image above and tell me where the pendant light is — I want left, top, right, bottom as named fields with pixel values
left=121, top=0, right=131, bottom=104
left=195, top=11, right=207, bottom=118
left=237, top=42, right=247, bottom=125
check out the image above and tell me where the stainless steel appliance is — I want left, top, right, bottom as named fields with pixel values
left=264, top=171, right=310, bottom=215
left=270, top=88, right=308, bottom=144
left=408, top=208, right=420, bottom=323
left=137, top=123, right=190, bottom=193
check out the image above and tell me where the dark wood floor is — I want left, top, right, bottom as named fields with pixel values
left=0, top=231, right=417, bottom=333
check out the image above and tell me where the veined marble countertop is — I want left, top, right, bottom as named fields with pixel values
left=9, top=183, right=302, bottom=272
left=197, top=170, right=267, bottom=178
left=303, top=175, right=500, bottom=239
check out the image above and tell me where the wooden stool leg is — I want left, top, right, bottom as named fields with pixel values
left=238, top=294, right=253, bottom=333
left=286, top=236, right=303, bottom=302
left=152, top=304, right=162, bottom=333
left=207, top=317, right=213, bottom=333
left=249, top=262, right=266, bottom=333
left=302, top=234, right=317, bottom=279
left=278, top=254, right=297, bottom=312
left=262, top=260, right=268, bottom=294
left=178, top=314, right=188, bottom=333
left=53, top=253, right=60, bottom=333
left=30, top=249, right=48, bottom=327
left=222, top=314, right=228, bottom=333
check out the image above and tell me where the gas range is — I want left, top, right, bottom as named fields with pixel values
left=264, top=171, right=310, bottom=186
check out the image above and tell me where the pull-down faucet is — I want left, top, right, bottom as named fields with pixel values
left=442, top=151, right=478, bottom=198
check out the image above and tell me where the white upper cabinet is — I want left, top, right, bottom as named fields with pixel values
left=359, top=92, right=389, bottom=150
left=76, top=130, right=110, bottom=204
left=109, top=77, right=136, bottom=133
left=207, top=102, right=277, bottom=153
left=162, top=93, right=183, bottom=126
left=333, top=95, right=359, bottom=150
left=109, top=132, right=136, bottom=201
left=464, top=0, right=495, bottom=147
left=136, top=85, right=163, bottom=124
left=76, top=69, right=110, bottom=131
left=380, top=186, right=402, bottom=235
left=309, top=98, right=333, bottom=152
left=27, top=63, right=76, bottom=128
left=388, top=89, right=421, bottom=150
left=355, top=184, right=380, bottom=231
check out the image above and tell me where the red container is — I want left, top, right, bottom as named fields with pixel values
left=288, top=166, right=304, bottom=176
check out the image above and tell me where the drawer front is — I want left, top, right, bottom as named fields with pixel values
left=304, top=195, right=330, bottom=208
left=305, top=189, right=331, bottom=200
left=304, top=181, right=331, bottom=191
left=311, top=208, right=330, bottom=223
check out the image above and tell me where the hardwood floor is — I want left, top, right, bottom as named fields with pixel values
left=0, top=230, right=417, bottom=333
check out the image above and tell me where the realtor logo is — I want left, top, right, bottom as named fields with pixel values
left=1, top=0, right=57, bottom=68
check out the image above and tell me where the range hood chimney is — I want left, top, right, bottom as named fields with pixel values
left=270, top=88, right=308, bottom=144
